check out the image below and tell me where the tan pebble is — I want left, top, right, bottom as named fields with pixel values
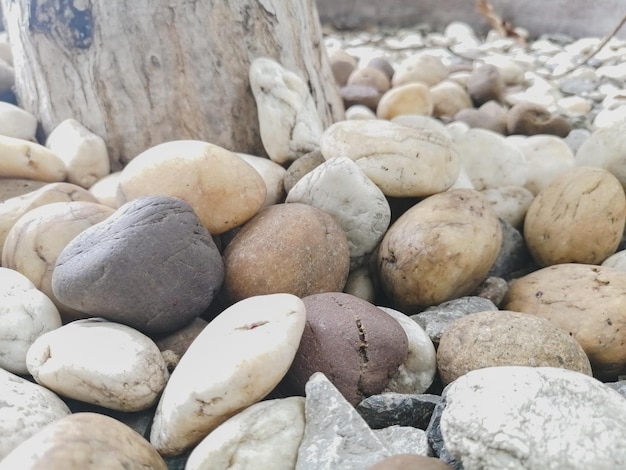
left=430, top=80, right=472, bottom=117
left=392, top=54, right=448, bottom=87
left=347, top=66, right=391, bottom=94
left=377, top=83, right=433, bottom=119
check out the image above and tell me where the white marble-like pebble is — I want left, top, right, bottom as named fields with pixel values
left=26, top=318, right=169, bottom=411
left=88, top=171, right=122, bottom=208
left=0, top=102, right=37, bottom=141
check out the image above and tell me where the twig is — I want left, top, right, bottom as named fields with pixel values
left=476, top=0, right=527, bottom=47
left=551, top=13, right=626, bottom=78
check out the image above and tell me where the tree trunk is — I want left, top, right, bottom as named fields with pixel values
left=2, top=0, right=343, bottom=169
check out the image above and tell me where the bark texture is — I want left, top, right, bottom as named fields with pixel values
left=3, top=0, right=343, bottom=168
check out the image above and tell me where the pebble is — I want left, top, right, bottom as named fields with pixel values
left=357, top=392, right=441, bottom=430
left=286, top=156, right=391, bottom=268
left=87, top=171, right=122, bottom=208
left=0, top=102, right=37, bottom=140
left=369, top=454, right=453, bottom=470
left=391, top=54, right=448, bottom=87
left=429, top=80, right=473, bottom=117
left=236, top=152, right=287, bottom=208
left=348, top=66, right=391, bottom=94
left=51, top=196, right=224, bottom=334
left=150, top=293, right=306, bottom=456
left=249, top=57, right=324, bottom=163
left=480, top=185, right=535, bottom=228
left=345, top=103, right=378, bottom=120
left=576, top=119, right=626, bottom=189
left=0, top=368, right=70, bottom=460
left=0, top=412, right=167, bottom=470
left=506, top=101, right=572, bottom=136
left=282, top=149, right=325, bottom=193
left=466, top=64, right=504, bottom=106
left=27, top=319, right=169, bottom=411
left=0, top=267, right=61, bottom=374
left=0, top=136, right=67, bottom=182
left=377, top=82, right=433, bottom=119
left=433, top=366, right=626, bottom=469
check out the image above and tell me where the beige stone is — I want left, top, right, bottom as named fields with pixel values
left=236, top=152, right=286, bottom=208
left=347, top=66, right=391, bottom=94
left=2, top=201, right=114, bottom=321
left=0, top=179, right=49, bottom=202
left=391, top=54, right=448, bottom=87
left=437, top=310, right=592, bottom=385
left=429, top=80, right=473, bottom=118
left=0, top=102, right=37, bottom=140
left=503, top=263, right=626, bottom=380
left=376, top=83, right=434, bottom=119
left=0, top=135, right=66, bottom=182
left=524, top=166, right=626, bottom=266
left=480, top=185, right=535, bottom=229
left=116, top=140, right=266, bottom=234
left=320, top=120, right=460, bottom=197
left=88, top=171, right=122, bottom=208
left=377, top=189, right=502, bottom=312
left=0, top=412, right=167, bottom=470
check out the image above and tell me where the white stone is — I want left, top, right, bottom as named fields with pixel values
left=286, top=156, right=391, bottom=268
left=0, top=102, right=37, bottom=141
left=45, top=118, right=110, bottom=188
left=0, top=135, right=66, bottom=182
left=597, top=63, right=626, bottom=80
left=320, top=120, right=460, bottom=197
left=236, top=153, right=286, bottom=208
left=576, top=119, right=626, bottom=189
left=249, top=57, right=324, bottom=164
left=445, top=121, right=471, bottom=139
left=343, top=266, right=377, bottom=303
left=593, top=106, right=626, bottom=129
left=601, top=250, right=626, bottom=271
left=480, top=185, right=535, bottom=229
left=150, top=293, right=306, bottom=456
left=379, top=306, right=437, bottom=394
left=449, top=164, right=475, bottom=190
left=557, top=95, right=592, bottom=115
left=26, top=318, right=169, bottom=412
left=506, top=134, right=576, bottom=194
left=88, top=171, right=122, bottom=208
left=0, top=268, right=61, bottom=374
left=186, top=397, right=305, bottom=470
left=0, top=368, right=70, bottom=460
left=481, top=55, right=526, bottom=85
left=391, top=114, right=452, bottom=138
left=441, top=366, right=626, bottom=469
left=373, top=425, right=430, bottom=457
left=444, top=21, right=481, bottom=50
left=453, top=128, right=528, bottom=190
left=345, top=104, right=377, bottom=120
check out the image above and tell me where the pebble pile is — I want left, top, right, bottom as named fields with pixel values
left=1, top=17, right=626, bottom=470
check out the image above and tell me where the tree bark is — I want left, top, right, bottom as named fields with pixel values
left=2, top=0, right=343, bottom=169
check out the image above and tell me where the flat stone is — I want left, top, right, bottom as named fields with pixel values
left=0, top=267, right=61, bottom=374
left=186, top=397, right=305, bottom=470
left=0, top=412, right=167, bottom=470
left=0, top=368, right=70, bottom=460
left=51, top=196, right=224, bottom=334
left=249, top=57, right=324, bottom=164
left=27, top=319, right=169, bottom=411
left=356, top=393, right=441, bottom=430
left=150, top=293, right=306, bottom=456
left=296, top=372, right=391, bottom=470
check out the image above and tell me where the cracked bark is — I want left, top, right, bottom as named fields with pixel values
left=2, top=0, right=343, bottom=169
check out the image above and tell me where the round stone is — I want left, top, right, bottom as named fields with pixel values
left=376, top=83, right=434, bottom=119
left=329, top=49, right=357, bottom=86
left=221, top=203, right=350, bottom=304
left=480, top=185, right=534, bottom=229
left=282, top=149, right=325, bottom=193
left=347, top=66, right=391, bottom=94
left=340, top=84, right=382, bottom=110
left=367, top=56, right=395, bottom=81
left=507, top=101, right=572, bottom=137
left=467, top=64, right=504, bottom=106
left=575, top=119, right=626, bottom=189
left=391, top=54, right=448, bottom=87
left=429, top=80, right=472, bottom=118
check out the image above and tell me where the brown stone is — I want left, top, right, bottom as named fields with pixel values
left=467, top=64, right=504, bottom=106
left=369, top=454, right=453, bottom=470
left=507, top=101, right=572, bottom=137
left=283, top=149, right=326, bottom=193
left=329, top=49, right=358, bottom=86
left=430, top=80, right=472, bottom=118
left=340, top=84, right=381, bottom=110
left=347, top=66, right=391, bottom=94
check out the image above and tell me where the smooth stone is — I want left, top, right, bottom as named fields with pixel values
left=0, top=102, right=37, bottom=140
left=329, top=49, right=357, bottom=86
left=557, top=95, right=592, bottom=115
left=480, top=185, right=535, bottom=229
left=348, top=66, right=391, bottom=94
left=367, top=57, right=394, bottom=81
left=88, top=171, right=122, bottom=208
left=439, top=367, right=626, bottom=469
left=466, top=64, right=504, bottom=106
left=340, top=84, right=381, bottom=110
left=117, top=140, right=266, bottom=234
left=391, top=114, right=451, bottom=137
left=0, top=135, right=66, bottom=182
left=321, top=120, right=460, bottom=197
left=2, top=201, right=114, bottom=320
left=0, top=412, right=167, bottom=470
left=593, top=105, right=626, bottom=128
left=429, top=80, right=472, bottom=118
left=27, top=319, right=169, bottom=411
left=606, top=380, right=626, bottom=398
left=376, top=82, right=434, bottom=119
left=0, top=179, right=49, bottom=201
left=344, top=266, right=377, bottom=303
left=357, top=393, right=441, bottom=430
left=445, top=21, right=481, bottom=50
left=481, top=55, right=526, bottom=85
left=52, top=196, right=224, bottom=334
left=236, top=153, right=286, bottom=208
left=454, top=101, right=507, bottom=134
left=391, top=54, right=448, bottom=87
left=282, top=149, right=325, bottom=193
left=411, top=296, right=498, bottom=348
left=369, top=454, right=453, bottom=470
left=186, top=397, right=305, bottom=470
left=602, top=249, right=626, bottom=271
left=507, top=134, right=575, bottom=195
left=286, top=156, right=391, bottom=268
left=0, top=267, right=61, bottom=374
left=453, top=128, right=528, bottom=190
left=0, top=368, right=70, bottom=460
left=45, top=118, right=110, bottom=188
left=150, top=293, right=306, bottom=456
left=221, top=203, right=350, bottom=303
left=296, top=372, right=391, bottom=470
left=473, top=276, right=509, bottom=306
left=507, top=101, right=572, bottom=137
left=155, top=317, right=208, bottom=371
left=285, top=292, right=408, bottom=405
left=345, top=104, right=377, bottom=120
left=575, top=119, right=626, bottom=189
left=377, top=189, right=502, bottom=312
left=524, top=166, right=625, bottom=266
left=503, top=263, right=626, bottom=380
left=374, top=425, right=429, bottom=456
left=379, top=307, right=437, bottom=395
left=437, top=310, right=592, bottom=385
left=486, top=219, right=532, bottom=279
left=0, top=182, right=99, bottom=256
left=249, top=57, right=324, bottom=163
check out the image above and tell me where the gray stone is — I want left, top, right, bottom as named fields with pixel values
left=487, top=219, right=532, bottom=280
left=605, top=380, right=626, bottom=399
left=51, top=195, right=224, bottom=334
left=439, top=366, right=626, bottom=469
left=426, top=398, right=462, bottom=470
left=373, top=425, right=430, bottom=457
left=296, top=372, right=391, bottom=470
left=410, top=297, right=498, bottom=347
left=357, top=393, right=441, bottom=430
